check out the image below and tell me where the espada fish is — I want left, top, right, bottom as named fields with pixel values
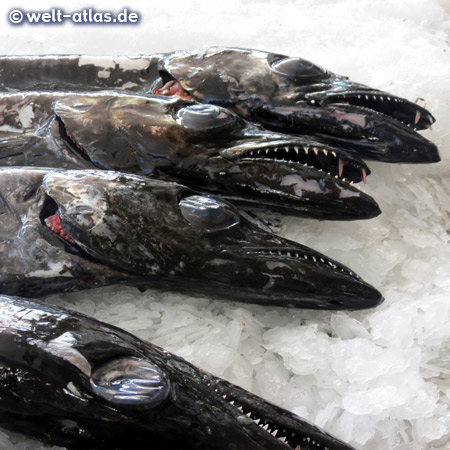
left=0, top=47, right=439, bottom=163
left=0, top=294, right=356, bottom=449
left=0, top=167, right=382, bottom=309
left=0, top=90, right=379, bottom=221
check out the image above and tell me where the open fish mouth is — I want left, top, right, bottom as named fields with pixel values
left=0, top=91, right=379, bottom=221
left=0, top=49, right=438, bottom=163
left=0, top=295, right=356, bottom=450
left=209, top=377, right=355, bottom=450
left=223, top=141, right=369, bottom=184
left=215, top=139, right=380, bottom=221
left=52, top=91, right=369, bottom=184
left=308, top=89, right=435, bottom=131
left=155, top=47, right=440, bottom=164
left=54, top=103, right=379, bottom=221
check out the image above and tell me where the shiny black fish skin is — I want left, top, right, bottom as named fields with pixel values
left=0, top=48, right=439, bottom=163
left=0, top=91, right=380, bottom=221
left=0, top=295, right=356, bottom=450
left=0, top=168, right=382, bottom=309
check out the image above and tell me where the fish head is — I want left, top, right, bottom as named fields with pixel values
left=42, top=169, right=382, bottom=309
left=155, top=47, right=439, bottom=163
left=0, top=295, right=355, bottom=450
left=52, top=93, right=380, bottom=220
left=0, top=168, right=130, bottom=296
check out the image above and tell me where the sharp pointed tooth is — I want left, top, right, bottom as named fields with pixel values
left=331, top=151, right=337, bottom=158
left=312, top=256, right=317, bottom=262
left=274, top=148, right=278, bottom=152
left=246, top=412, right=252, bottom=417
left=222, top=395, right=227, bottom=399
left=230, top=400, right=235, bottom=405
left=272, top=429, right=278, bottom=437
left=254, top=418, right=261, bottom=425
left=365, top=95, right=369, bottom=100
left=238, top=406, right=243, bottom=412
left=294, top=146, right=299, bottom=154
left=285, top=146, right=290, bottom=153
left=304, top=148, right=309, bottom=155
left=387, top=96, right=391, bottom=101
left=338, top=158, right=344, bottom=177
left=265, top=148, right=269, bottom=154
left=362, top=168, right=367, bottom=184
left=373, top=95, right=377, bottom=100
left=357, top=94, right=361, bottom=99
left=263, top=424, right=269, bottom=431
left=414, top=110, right=421, bottom=125
left=313, top=147, right=319, bottom=155
left=278, top=436, right=287, bottom=443
left=323, top=149, right=328, bottom=156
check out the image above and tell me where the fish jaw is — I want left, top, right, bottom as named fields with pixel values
left=209, top=376, right=356, bottom=450
left=0, top=295, right=355, bottom=450
left=41, top=169, right=381, bottom=309
left=0, top=91, right=379, bottom=219
left=252, top=103, right=440, bottom=164
left=156, top=47, right=439, bottom=163
left=210, top=137, right=379, bottom=221
left=304, top=76, right=436, bottom=131
left=192, top=244, right=383, bottom=310
left=188, top=156, right=380, bottom=221
left=42, top=92, right=381, bottom=219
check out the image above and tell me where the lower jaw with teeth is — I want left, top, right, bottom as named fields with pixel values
left=222, top=396, right=333, bottom=449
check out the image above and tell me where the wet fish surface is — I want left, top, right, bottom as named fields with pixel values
left=0, top=294, right=357, bottom=449
left=0, top=47, right=439, bottom=163
left=0, top=167, right=382, bottom=309
left=0, top=90, right=379, bottom=221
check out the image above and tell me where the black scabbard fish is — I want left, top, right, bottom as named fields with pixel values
left=0, top=168, right=382, bottom=309
left=0, top=91, right=379, bottom=221
left=0, top=294, right=356, bottom=449
left=0, top=48, right=439, bottom=163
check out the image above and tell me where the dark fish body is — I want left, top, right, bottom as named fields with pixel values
left=0, top=90, right=380, bottom=221
left=0, top=54, right=160, bottom=92
left=0, top=48, right=439, bottom=163
left=0, top=295, right=356, bottom=450
left=0, top=167, right=382, bottom=309
left=0, top=296, right=353, bottom=450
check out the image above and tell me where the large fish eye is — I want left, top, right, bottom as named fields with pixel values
left=176, top=104, right=236, bottom=131
left=90, top=356, right=170, bottom=407
left=179, top=195, right=240, bottom=232
left=270, top=57, right=326, bottom=82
